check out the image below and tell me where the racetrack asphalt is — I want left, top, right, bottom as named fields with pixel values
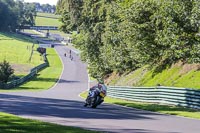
left=0, top=43, right=200, bottom=133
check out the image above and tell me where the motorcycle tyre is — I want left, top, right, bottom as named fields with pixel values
left=84, top=103, right=88, bottom=107
left=91, top=96, right=101, bottom=108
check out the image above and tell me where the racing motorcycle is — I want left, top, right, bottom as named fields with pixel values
left=84, top=87, right=106, bottom=108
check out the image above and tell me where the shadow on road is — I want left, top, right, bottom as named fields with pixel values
left=0, top=93, right=159, bottom=120
left=58, top=79, right=80, bottom=84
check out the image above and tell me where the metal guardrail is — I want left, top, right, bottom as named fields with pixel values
left=0, top=56, right=48, bottom=89
left=107, top=86, right=200, bottom=109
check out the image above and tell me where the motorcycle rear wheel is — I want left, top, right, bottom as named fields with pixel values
left=84, top=103, right=88, bottom=107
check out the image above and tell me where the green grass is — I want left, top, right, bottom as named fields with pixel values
left=0, top=32, right=36, bottom=43
left=0, top=112, right=100, bottom=133
left=139, top=65, right=200, bottom=89
left=13, top=48, right=63, bottom=90
left=140, top=66, right=181, bottom=87
left=37, top=12, right=61, bottom=19
left=0, top=46, right=62, bottom=91
left=109, top=64, right=200, bottom=90
left=174, top=70, right=200, bottom=89
left=35, top=12, right=70, bottom=40
left=0, top=32, right=42, bottom=65
left=36, top=13, right=61, bottom=26
left=114, top=67, right=147, bottom=86
left=0, top=31, right=62, bottom=91
left=0, top=32, right=43, bottom=76
left=80, top=91, right=200, bottom=119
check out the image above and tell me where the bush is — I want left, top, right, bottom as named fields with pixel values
left=0, top=60, right=14, bottom=83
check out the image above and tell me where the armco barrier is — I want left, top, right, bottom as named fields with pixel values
left=107, top=86, right=200, bottom=109
left=0, top=56, right=48, bottom=89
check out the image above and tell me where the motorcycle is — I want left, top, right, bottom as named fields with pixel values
left=84, top=88, right=106, bottom=108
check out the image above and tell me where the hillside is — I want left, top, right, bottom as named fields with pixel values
left=35, top=12, right=70, bottom=39
left=106, top=61, right=200, bottom=90
left=0, top=32, right=43, bottom=76
left=35, top=12, right=61, bottom=26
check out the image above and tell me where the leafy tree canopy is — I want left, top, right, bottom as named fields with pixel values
left=0, top=0, right=37, bottom=31
left=57, top=0, right=200, bottom=78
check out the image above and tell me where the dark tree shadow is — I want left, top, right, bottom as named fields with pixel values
left=0, top=94, right=159, bottom=120
left=0, top=93, right=184, bottom=133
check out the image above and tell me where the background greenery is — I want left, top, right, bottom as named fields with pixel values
left=108, top=63, right=200, bottom=90
left=0, top=31, right=62, bottom=90
left=6, top=48, right=62, bottom=91
left=35, top=12, right=71, bottom=39
left=0, top=33, right=42, bottom=65
left=0, top=0, right=36, bottom=31
left=35, top=12, right=61, bottom=26
left=0, top=32, right=43, bottom=77
left=1, top=48, right=62, bottom=91
left=57, top=0, right=200, bottom=87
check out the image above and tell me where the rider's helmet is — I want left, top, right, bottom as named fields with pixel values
left=97, top=79, right=107, bottom=93
left=97, top=78, right=104, bottom=84
left=97, top=79, right=104, bottom=88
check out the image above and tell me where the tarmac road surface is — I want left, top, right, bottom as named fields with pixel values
left=0, top=43, right=200, bottom=133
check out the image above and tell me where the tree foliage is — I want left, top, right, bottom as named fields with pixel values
left=0, top=0, right=36, bottom=31
left=0, top=60, right=14, bottom=83
left=57, top=0, right=200, bottom=78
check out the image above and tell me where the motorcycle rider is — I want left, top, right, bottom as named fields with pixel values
left=90, top=80, right=107, bottom=94
left=84, top=79, right=107, bottom=107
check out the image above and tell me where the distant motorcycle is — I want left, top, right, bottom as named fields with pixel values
left=84, top=87, right=106, bottom=108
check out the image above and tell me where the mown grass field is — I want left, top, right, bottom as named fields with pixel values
left=37, top=12, right=61, bottom=19
left=35, top=12, right=70, bottom=39
left=0, top=32, right=43, bottom=76
left=0, top=112, right=100, bottom=133
left=36, top=12, right=61, bottom=26
left=80, top=91, right=200, bottom=119
left=12, top=48, right=63, bottom=90
left=0, top=32, right=62, bottom=91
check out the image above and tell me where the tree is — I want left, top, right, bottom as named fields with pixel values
left=57, top=0, right=83, bottom=32
left=23, top=3, right=36, bottom=26
left=58, top=0, right=200, bottom=78
left=0, top=60, right=14, bottom=83
left=0, top=0, right=17, bottom=31
left=0, top=0, right=37, bottom=31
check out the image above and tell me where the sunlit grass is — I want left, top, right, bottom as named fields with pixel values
left=14, top=48, right=63, bottom=90
left=110, top=64, right=200, bottom=90
left=36, top=12, right=60, bottom=19
left=0, top=32, right=44, bottom=77
left=36, top=13, right=61, bottom=26
left=0, top=33, right=42, bottom=66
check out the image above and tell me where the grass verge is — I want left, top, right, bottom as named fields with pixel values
left=108, top=64, right=200, bottom=90
left=15, top=48, right=62, bottom=90
left=0, top=32, right=44, bottom=78
left=80, top=91, right=200, bottom=119
left=36, top=13, right=61, bottom=26
left=0, top=32, right=43, bottom=66
left=0, top=48, right=62, bottom=91
left=36, top=12, right=61, bottom=19
left=0, top=112, right=100, bottom=133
